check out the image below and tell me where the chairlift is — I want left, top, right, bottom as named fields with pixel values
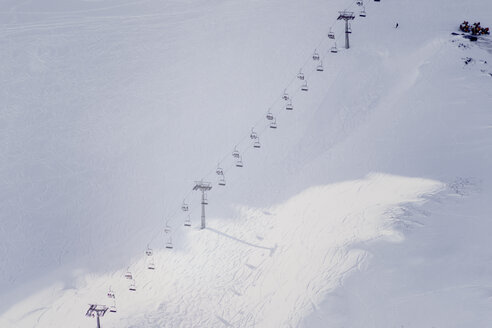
left=145, top=246, right=153, bottom=256
left=250, top=128, right=258, bottom=140
left=107, top=287, right=115, bottom=299
left=374, top=0, right=380, bottom=2
left=266, top=111, right=274, bottom=121
left=282, top=89, right=289, bottom=101
left=165, top=235, right=173, bottom=249
left=184, top=214, right=192, bottom=226
left=301, top=81, right=308, bottom=91
left=147, top=259, right=155, bottom=270
left=270, top=119, right=278, bottom=129
left=316, top=61, right=324, bottom=72
left=331, top=43, right=338, bottom=53
left=328, top=29, right=335, bottom=39
left=297, top=70, right=304, bottom=80
left=232, top=147, right=240, bottom=158
left=236, top=155, right=244, bottom=167
left=356, top=0, right=363, bottom=6
left=216, top=166, right=224, bottom=175
left=312, top=49, right=320, bottom=61
left=181, top=201, right=189, bottom=212
left=286, top=101, right=293, bottom=111
left=110, top=305, right=117, bottom=313
left=125, top=271, right=133, bottom=280
left=347, top=23, right=352, bottom=34
left=218, top=175, right=226, bottom=186
left=202, top=193, right=208, bottom=205
left=129, top=280, right=136, bottom=291
left=164, top=222, right=171, bottom=233
left=360, top=8, right=366, bottom=17
left=253, top=139, right=261, bottom=149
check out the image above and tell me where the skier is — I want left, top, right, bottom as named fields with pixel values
left=395, top=22, right=399, bottom=28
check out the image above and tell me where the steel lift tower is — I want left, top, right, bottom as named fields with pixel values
left=86, top=304, right=108, bottom=328
left=337, top=11, right=355, bottom=49
left=193, top=180, right=212, bottom=229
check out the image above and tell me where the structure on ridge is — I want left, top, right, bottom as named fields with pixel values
left=86, top=304, right=108, bottom=328
left=337, top=11, right=355, bottom=49
left=193, top=180, right=212, bottom=229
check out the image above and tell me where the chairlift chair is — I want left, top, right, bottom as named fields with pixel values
left=202, top=193, right=208, bottom=205
left=360, top=8, right=366, bottom=17
left=236, top=156, right=244, bottom=167
left=312, top=50, right=320, bottom=61
left=165, top=237, right=173, bottom=249
left=125, top=271, right=133, bottom=280
left=110, top=305, right=117, bottom=313
left=250, top=129, right=258, bottom=139
left=328, top=29, right=335, bottom=39
left=331, top=43, right=338, bottom=53
left=129, top=280, right=136, bottom=291
left=216, top=166, right=224, bottom=175
left=317, top=61, right=324, bottom=72
left=184, top=215, right=192, bottom=226
left=147, top=260, right=155, bottom=270
left=232, top=147, right=240, bottom=158
left=266, top=110, right=274, bottom=120
left=107, top=287, right=115, bottom=299
left=270, top=119, right=278, bottom=129
left=164, top=223, right=171, bottom=233
left=347, top=23, right=352, bottom=34
left=218, top=175, right=226, bottom=186
left=282, top=90, right=289, bottom=101
left=145, top=246, right=153, bottom=257
left=297, top=70, right=305, bottom=80
left=301, top=81, right=308, bottom=91
left=181, top=201, right=189, bottom=212
left=253, top=139, right=261, bottom=148
left=356, top=0, right=363, bottom=6
left=286, top=102, right=293, bottom=111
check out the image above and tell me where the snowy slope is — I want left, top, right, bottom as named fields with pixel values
left=1, top=0, right=492, bottom=327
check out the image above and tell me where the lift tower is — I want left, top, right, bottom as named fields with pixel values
left=337, top=11, right=355, bottom=49
left=86, top=304, right=108, bottom=328
left=193, top=180, right=212, bottom=229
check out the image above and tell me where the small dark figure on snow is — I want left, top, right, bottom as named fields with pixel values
left=395, top=23, right=399, bottom=28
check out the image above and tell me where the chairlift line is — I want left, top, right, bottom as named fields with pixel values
left=126, top=0, right=379, bottom=293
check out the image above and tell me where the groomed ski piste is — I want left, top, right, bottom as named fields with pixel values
left=1, top=0, right=492, bottom=327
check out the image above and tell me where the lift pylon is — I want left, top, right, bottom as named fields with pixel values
left=193, top=181, right=212, bottom=229
left=337, top=11, right=355, bottom=49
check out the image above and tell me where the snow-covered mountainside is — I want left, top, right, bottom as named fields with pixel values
left=1, top=0, right=491, bottom=327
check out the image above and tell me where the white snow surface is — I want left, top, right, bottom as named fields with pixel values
left=1, top=0, right=492, bottom=327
